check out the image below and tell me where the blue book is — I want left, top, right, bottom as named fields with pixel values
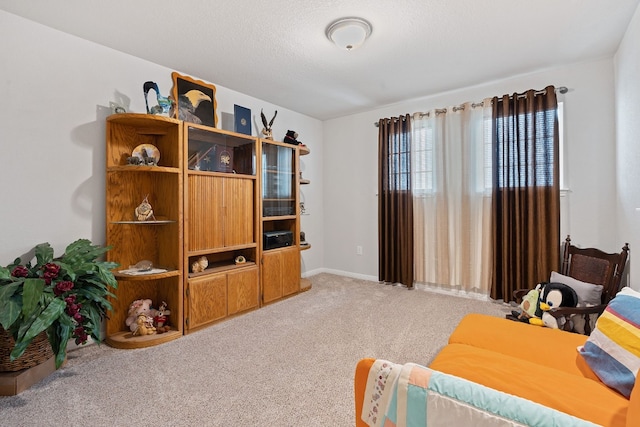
left=234, top=104, right=251, bottom=135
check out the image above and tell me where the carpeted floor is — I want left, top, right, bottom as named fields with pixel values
left=0, top=273, right=510, bottom=426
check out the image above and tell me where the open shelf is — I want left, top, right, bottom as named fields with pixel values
left=111, top=220, right=176, bottom=225
left=107, top=165, right=180, bottom=174
left=188, top=261, right=257, bottom=278
left=105, top=329, right=182, bottom=349
left=114, top=269, right=180, bottom=281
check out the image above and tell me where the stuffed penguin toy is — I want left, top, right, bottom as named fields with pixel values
left=529, top=282, right=578, bottom=329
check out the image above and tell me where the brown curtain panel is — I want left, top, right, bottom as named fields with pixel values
left=491, top=86, right=560, bottom=301
left=378, top=115, right=414, bottom=288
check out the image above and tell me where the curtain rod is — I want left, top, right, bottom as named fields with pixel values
left=374, top=86, right=568, bottom=127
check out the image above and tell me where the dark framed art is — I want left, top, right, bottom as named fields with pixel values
left=234, top=104, right=252, bottom=135
left=171, top=72, right=217, bottom=127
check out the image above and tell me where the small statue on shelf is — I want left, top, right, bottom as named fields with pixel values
left=191, top=256, right=208, bottom=273
left=261, top=109, right=277, bottom=140
left=143, top=81, right=173, bottom=116
left=135, top=195, right=156, bottom=221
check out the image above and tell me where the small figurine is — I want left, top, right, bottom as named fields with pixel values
left=261, top=109, right=277, bottom=140
left=135, top=195, right=155, bottom=221
left=154, top=301, right=171, bottom=333
left=283, top=130, right=301, bottom=145
left=143, top=81, right=173, bottom=116
left=133, top=313, right=156, bottom=336
left=191, top=256, right=208, bottom=273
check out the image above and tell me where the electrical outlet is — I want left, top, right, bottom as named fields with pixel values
left=356, top=245, right=363, bottom=255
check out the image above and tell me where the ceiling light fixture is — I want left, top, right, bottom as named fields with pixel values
left=326, top=17, right=372, bottom=51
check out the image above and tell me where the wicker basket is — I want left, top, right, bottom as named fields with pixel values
left=0, top=326, right=54, bottom=372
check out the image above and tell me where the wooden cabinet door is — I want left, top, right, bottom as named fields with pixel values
left=262, top=247, right=300, bottom=303
left=262, top=250, right=282, bottom=303
left=187, top=175, right=224, bottom=251
left=228, top=266, right=259, bottom=315
left=281, top=246, right=301, bottom=296
left=186, top=274, right=227, bottom=331
left=224, top=178, right=254, bottom=247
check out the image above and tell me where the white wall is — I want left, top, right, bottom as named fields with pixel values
left=0, top=10, right=324, bottom=276
left=615, top=4, right=640, bottom=289
left=323, top=58, right=620, bottom=281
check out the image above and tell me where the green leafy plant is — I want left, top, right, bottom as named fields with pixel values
left=0, top=239, right=118, bottom=368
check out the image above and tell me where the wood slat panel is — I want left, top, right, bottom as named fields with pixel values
left=188, top=175, right=223, bottom=251
left=224, top=178, right=254, bottom=246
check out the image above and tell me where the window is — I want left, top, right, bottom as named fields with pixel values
left=411, top=124, right=433, bottom=194
left=411, top=101, right=564, bottom=194
left=485, top=101, right=563, bottom=190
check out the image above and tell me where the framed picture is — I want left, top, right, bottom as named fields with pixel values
left=234, top=104, right=252, bottom=135
left=171, top=72, right=217, bottom=127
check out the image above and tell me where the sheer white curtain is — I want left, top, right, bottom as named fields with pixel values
left=411, top=100, right=493, bottom=297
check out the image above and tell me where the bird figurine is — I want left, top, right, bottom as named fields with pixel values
left=171, top=90, right=212, bottom=125
left=261, top=109, right=277, bottom=140
left=143, top=81, right=173, bottom=116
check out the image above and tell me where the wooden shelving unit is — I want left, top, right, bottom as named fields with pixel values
left=105, top=115, right=308, bottom=345
left=105, top=113, right=184, bottom=349
left=259, top=140, right=301, bottom=304
left=183, top=124, right=260, bottom=333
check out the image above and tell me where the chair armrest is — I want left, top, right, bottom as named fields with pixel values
left=548, top=305, right=606, bottom=317
left=547, top=305, right=606, bottom=334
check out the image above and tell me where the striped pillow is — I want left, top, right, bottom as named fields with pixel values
left=579, top=287, right=640, bottom=398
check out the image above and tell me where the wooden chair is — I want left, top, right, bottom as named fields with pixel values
left=512, top=235, right=629, bottom=335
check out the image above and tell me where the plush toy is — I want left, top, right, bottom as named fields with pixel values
left=283, top=130, right=301, bottom=145
left=154, top=301, right=171, bottom=333
left=133, top=313, right=156, bottom=336
left=529, top=282, right=578, bottom=329
left=125, top=298, right=157, bottom=334
left=513, top=285, right=543, bottom=322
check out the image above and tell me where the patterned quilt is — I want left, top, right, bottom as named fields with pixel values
left=361, top=359, right=599, bottom=427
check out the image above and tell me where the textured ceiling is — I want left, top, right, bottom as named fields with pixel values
left=1, top=0, right=638, bottom=120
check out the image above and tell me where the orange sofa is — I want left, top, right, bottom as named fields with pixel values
left=355, top=313, right=640, bottom=427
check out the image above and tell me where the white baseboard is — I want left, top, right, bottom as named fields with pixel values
left=302, top=267, right=378, bottom=282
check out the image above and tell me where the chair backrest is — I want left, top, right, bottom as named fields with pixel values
left=560, top=235, right=629, bottom=304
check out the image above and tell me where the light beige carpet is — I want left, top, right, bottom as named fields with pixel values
left=0, top=273, right=510, bottom=426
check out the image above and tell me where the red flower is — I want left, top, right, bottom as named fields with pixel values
left=43, top=263, right=61, bottom=285
left=66, top=302, right=81, bottom=316
left=11, top=266, right=28, bottom=278
left=73, top=326, right=88, bottom=345
left=54, top=280, right=74, bottom=296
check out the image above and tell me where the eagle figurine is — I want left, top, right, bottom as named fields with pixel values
left=261, top=109, right=277, bottom=140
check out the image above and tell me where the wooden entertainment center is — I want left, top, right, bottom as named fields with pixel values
left=104, top=113, right=304, bottom=348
